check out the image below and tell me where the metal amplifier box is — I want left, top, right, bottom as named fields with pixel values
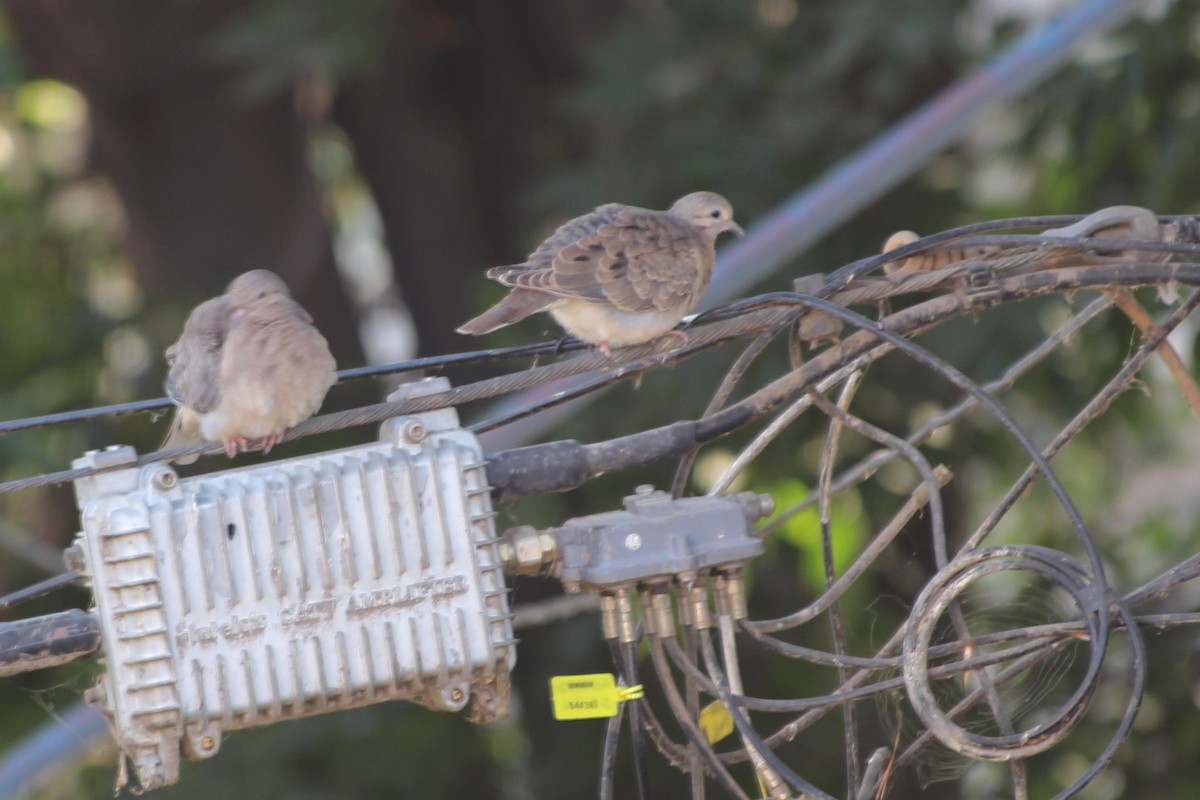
left=69, top=380, right=515, bottom=790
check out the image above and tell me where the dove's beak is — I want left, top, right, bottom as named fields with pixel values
left=729, top=222, right=745, bottom=238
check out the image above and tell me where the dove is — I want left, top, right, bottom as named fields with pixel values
left=456, top=191, right=743, bottom=355
left=880, top=230, right=999, bottom=275
left=161, top=270, right=337, bottom=463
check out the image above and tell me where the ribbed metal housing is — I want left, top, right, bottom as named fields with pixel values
left=72, top=389, right=514, bottom=790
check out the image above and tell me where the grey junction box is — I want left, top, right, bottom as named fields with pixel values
left=68, top=379, right=515, bottom=790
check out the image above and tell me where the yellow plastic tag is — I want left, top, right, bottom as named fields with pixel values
left=550, top=673, right=643, bottom=720
left=699, top=699, right=734, bottom=744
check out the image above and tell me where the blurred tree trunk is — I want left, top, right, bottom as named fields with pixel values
left=7, top=0, right=608, bottom=359
left=332, top=0, right=606, bottom=356
left=6, top=0, right=362, bottom=362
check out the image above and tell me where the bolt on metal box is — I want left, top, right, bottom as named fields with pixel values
left=69, top=379, right=515, bottom=790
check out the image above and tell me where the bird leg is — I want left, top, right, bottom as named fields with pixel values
left=598, top=341, right=613, bottom=357
left=259, top=431, right=286, bottom=454
left=223, top=435, right=250, bottom=458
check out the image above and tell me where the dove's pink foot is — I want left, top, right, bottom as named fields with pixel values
left=259, top=432, right=286, bottom=454
left=662, top=329, right=690, bottom=348
left=598, top=341, right=613, bottom=357
left=223, top=435, right=250, bottom=458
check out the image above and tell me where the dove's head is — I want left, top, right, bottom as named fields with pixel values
left=227, top=270, right=291, bottom=307
left=671, top=192, right=744, bottom=240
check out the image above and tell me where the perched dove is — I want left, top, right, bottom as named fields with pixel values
left=456, top=191, right=743, bottom=355
left=161, top=270, right=337, bottom=463
left=880, top=230, right=998, bottom=275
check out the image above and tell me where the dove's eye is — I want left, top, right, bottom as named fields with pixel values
left=710, top=209, right=722, bottom=219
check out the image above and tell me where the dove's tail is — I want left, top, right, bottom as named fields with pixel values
left=160, top=408, right=205, bottom=465
left=456, top=289, right=556, bottom=336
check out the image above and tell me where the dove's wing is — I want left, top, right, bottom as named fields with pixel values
left=161, top=294, right=233, bottom=462
left=165, top=295, right=232, bottom=414
left=489, top=205, right=711, bottom=314
left=520, top=203, right=625, bottom=270
left=456, top=205, right=624, bottom=335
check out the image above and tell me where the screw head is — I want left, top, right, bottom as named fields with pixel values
left=625, top=533, right=642, bottom=551
left=151, top=467, right=178, bottom=491
left=402, top=418, right=427, bottom=444
left=201, top=736, right=216, bottom=751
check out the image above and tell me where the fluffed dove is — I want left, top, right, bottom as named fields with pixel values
left=161, top=269, right=337, bottom=463
left=456, top=191, right=744, bottom=355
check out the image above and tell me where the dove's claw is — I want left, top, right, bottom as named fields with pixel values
left=260, top=432, right=285, bottom=454
left=223, top=436, right=249, bottom=458
left=662, top=329, right=689, bottom=349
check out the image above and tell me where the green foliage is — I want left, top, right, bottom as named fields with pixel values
left=761, top=475, right=866, bottom=595
left=1016, top=3, right=1200, bottom=213
left=534, top=0, right=973, bottom=224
